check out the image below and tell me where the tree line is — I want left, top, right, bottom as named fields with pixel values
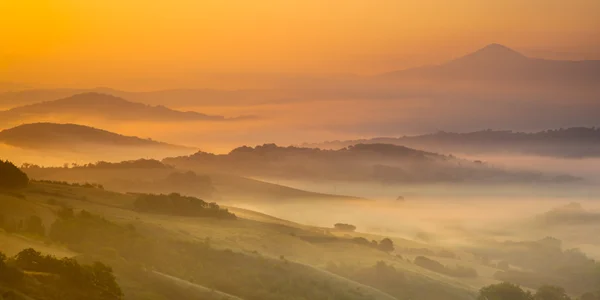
left=133, top=192, right=236, bottom=219
left=0, top=248, right=122, bottom=300
left=478, top=282, right=600, bottom=300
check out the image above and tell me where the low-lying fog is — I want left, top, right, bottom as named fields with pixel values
left=227, top=155, right=600, bottom=259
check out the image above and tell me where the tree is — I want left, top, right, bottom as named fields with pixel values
left=379, top=238, right=395, bottom=252
left=56, top=207, right=75, bottom=219
left=534, top=286, right=571, bottom=300
left=0, top=160, right=29, bottom=189
left=334, top=223, right=357, bottom=232
left=90, top=261, right=123, bottom=298
left=478, top=282, right=533, bottom=300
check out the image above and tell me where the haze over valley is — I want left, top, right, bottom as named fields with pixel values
left=1, top=1, right=600, bottom=299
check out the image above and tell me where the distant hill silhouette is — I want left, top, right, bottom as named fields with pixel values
left=22, top=158, right=363, bottom=203
left=0, top=92, right=233, bottom=123
left=2, top=45, right=598, bottom=134
left=302, top=127, right=600, bottom=158
left=381, top=43, right=600, bottom=84
left=0, top=123, right=192, bottom=151
left=164, top=143, right=580, bottom=184
left=0, top=87, right=286, bottom=109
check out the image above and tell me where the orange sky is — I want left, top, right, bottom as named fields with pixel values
left=2, top=0, right=600, bottom=90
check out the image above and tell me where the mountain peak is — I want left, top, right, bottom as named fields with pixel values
left=458, top=43, right=527, bottom=62
left=61, top=92, right=128, bottom=103
left=481, top=43, right=514, bottom=51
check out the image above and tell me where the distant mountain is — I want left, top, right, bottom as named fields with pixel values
left=381, top=43, right=600, bottom=85
left=0, top=92, right=231, bottom=124
left=301, top=127, right=600, bottom=158
left=0, top=123, right=192, bottom=151
left=0, top=87, right=289, bottom=109
left=164, top=143, right=580, bottom=184
left=1, top=45, right=598, bottom=136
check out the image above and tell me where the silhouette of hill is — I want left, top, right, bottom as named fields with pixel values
left=381, top=43, right=600, bottom=84
left=0, top=123, right=192, bottom=151
left=0, top=92, right=229, bottom=123
left=301, top=127, right=600, bottom=158
left=164, top=143, right=580, bottom=184
left=22, top=159, right=364, bottom=203
left=0, top=87, right=290, bottom=109
left=1, top=45, right=598, bottom=135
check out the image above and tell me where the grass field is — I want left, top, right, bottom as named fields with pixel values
left=0, top=181, right=488, bottom=300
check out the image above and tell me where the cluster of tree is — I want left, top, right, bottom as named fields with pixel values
left=414, top=256, right=478, bottom=278
left=0, top=160, right=29, bottom=189
left=45, top=210, right=380, bottom=300
left=472, top=237, right=600, bottom=295
left=133, top=193, right=236, bottom=219
left=478, top=282, right=600, bottom=300
left=0, top=214, right=45, bottom=236
left=327, top=261, right=471, bottom=300
left=74, top=159, right=172, bottom=169
left=21, top=159, right=172, bottom=170
left=35, top=180, right=104, bottom=189
left=334, top=223, right=357, bottom=232
left=351, top=237, right=395, bottom=252
left=0, top=248, right=122, bottom=299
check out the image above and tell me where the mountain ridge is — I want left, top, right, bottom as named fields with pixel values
left=0, top=122, right=193, bottom=151
left=0, top=92, right=236, bottom=123
left=381, top=43, right=600, bottom=83
left=163, top=143, right=581, bottom=184
left=301, top=127, right=600, bottom=158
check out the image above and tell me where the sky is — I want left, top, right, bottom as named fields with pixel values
left=2, top=0, right=600, bottom=90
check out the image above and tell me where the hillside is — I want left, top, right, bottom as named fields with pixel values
left=163, top=143, right=580, bottom=184
left=0, top=87, right=288, bottom=109
left=0, top=180, right=476, bottom=300
left=0, top=92, right=228, bottom=123
left=0, top=123, right=192, bottom=151
left=22, top=159, right=363, bottom=203
left=301, top=127, right=600, bottom=158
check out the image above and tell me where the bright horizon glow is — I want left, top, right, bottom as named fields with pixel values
left=2, top=0, right=600, bottom=90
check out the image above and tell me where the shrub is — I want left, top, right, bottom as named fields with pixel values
left=134, top=193, right=236, bottom=219
left=414, top=256, right=478, bottom=278
left=334, top=223, right=357, bottom=232
left=379, top=238, right=395, bottom=252
left=478, top=282, right=533, bottom=300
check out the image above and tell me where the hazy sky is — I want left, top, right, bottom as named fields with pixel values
left=2, top=0, right=600, bottom=90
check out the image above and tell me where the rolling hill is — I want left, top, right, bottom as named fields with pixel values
left=1, top=45, right=598, bottom=135
left=301, top=127, right=600, bottom=158
left=163, top=143, right=581, bottom=184
left=0, top=87, right=287, bottom=109
left=0, top=123, right=192, bottom=152
left=303, top=127, right=600, bottom=158
left=0, top=92, right=229, bottom=123
left=22, top=158, right=363, bottom=203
